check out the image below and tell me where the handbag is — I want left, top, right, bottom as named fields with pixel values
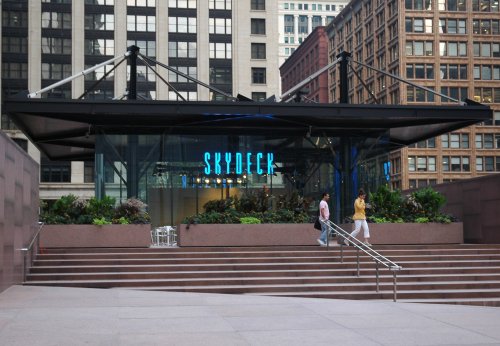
left=314, top=217, right=322, bottom=230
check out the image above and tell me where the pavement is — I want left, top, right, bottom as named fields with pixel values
left=1, top=285, right=500, bottom=346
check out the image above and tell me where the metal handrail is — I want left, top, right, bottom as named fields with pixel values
left=322, top=220, right=402, bottom=301
left=19, top=221, right=44, bottom=282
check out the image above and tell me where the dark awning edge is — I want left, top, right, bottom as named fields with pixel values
left=4, top=98, right=492, bottom=160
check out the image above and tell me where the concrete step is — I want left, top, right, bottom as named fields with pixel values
left=25, top=244, right=500, bottom=306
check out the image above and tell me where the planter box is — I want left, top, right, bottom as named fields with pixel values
left=339, top=222, right=463, bottom=245
left=40, top=224, right=152, bottom=248
left=178, top=223, right=318, bottom=247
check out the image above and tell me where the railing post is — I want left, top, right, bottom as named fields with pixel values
left=356, top=248, right=360, bottom=277
left=376, top=261, right=379, bottom=292
left=340, top=242, right=344, bottom=263
left=393, top=271, right=398, bottom=302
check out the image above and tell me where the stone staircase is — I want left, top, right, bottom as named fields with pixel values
left=24, top=244, right=500, bottom=306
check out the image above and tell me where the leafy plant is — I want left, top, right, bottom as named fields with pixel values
left=92, top=217, right=112, bottom=225
left=240, top=216, right=261, bottom=224
left=41, top=195, right=150, bottom=225
left=367, top=185, right=453, bottom=223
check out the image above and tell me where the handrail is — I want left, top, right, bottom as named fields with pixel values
left=19, top=221, right=44, bottom=282
left=321, top=220, right=403, bottom=301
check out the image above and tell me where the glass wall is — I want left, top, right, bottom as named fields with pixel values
left=95, top=132, right=391, bottom=226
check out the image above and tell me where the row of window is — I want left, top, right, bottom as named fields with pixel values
left=405, top=18, right=468, bottom=34
left=283, top=3, right=342, bottom=11
left=407, top=156, right=500, bottom=172
left=405, top=0, right=500, bottom=12
left=405, top=41, right=500, bottom=57
left=406, top=64, right=468, bottom=80
left=408, top=134, right=500, bottom=149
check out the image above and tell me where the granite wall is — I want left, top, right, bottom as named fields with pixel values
left=432, top=174, right=500, bottom=244
left=0, top=131, right=39, bottom=293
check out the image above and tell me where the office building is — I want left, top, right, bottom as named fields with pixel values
left=326, top=0, right=500, bottom=190
left=1, top=0, right=280, bottom=201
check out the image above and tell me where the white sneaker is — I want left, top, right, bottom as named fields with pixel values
left=343, top=239, right=350, bottom=246
left=317, top=239, right=326, bottom=246
left=364, top=240, right=372, bottom=246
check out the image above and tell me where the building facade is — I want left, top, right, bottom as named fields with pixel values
left=1, top=0, right=280, bottom=201
left=277, top=0, right=348, bottom=68
left=326, top=0, right=500, bottom=190
left=280, top=25, right=330, bottom=102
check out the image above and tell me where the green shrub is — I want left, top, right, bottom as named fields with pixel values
left=92, top=217, right=112, bottom=225
left=368, top=185, right=453, bottom=224
left=41, top=195, right=150, bottom=225
left=240, top=217, right=261, bottom=224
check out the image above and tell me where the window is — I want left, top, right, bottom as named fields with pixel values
left=210, top=67, right=232, bottom=85
left=405, top=0, right=433, bottom=10
left=85, top=14, right=114, bottom=30
left=298, top=15, right=308, bottom=34
left=439, top=18, right=467, bottom=33
left=476, top=157, right=496, bottom=171
left=251, top=0, right=265, bottom=10
left=439, top=41, right=467, bottom=57
left=406, top=64, right=434, bottom=79
left=473, top=42, right=500, bottom=57
left=474, top=65, right=500, bottom=80
left=170, top=0, right=197, bottom=8
left=169, top=17, right=197, bottom=33
left=85, top=0, right=115, bottom=4
left=209, top=42, right=232, bottom=59
left=476, top=133, right=494, bottom=149
left=472, top=0, right=500, bottom=11
left=438, top=0, right=466, bottom=10
left=405, top=41, right=434, bottom=56
left=42, top=37, right=72, bottom=55
left=251, top=18, right=266, bottom=35
left=252, top=92, right=267, bottom=102
left=168, top=41, right=197, bottom=58
left=84, top=39, right=114, bottom=56
left=127, top=15, right=155, bottom=32
left=2, top=36, right=28, bottom=54
left=252, top=68, right=266, bottom=84
left=441, top=133, right=469, bottom=148
left=406, top=86, right=435, bottom=102
left=442, top=156, right=470, bottom=172
left=41, top=158, right=71, bottom=183
left=42, top=12, right=71, bottom=29
left=127, top=0, right=155, bottom=6
left=408, top=156, right=436, bottom=171
left=406, top=18, right=433, bottom=33
left=440, top=87, right=468, bottom=102
left=2, top=62, right=28, bottom=79
left=208, top=0, right=230, bottom=9
left=251, top=43, right=266, bottom=59
left=2, top=11, right=28, bottom=28
left=84, top=161, right=95, bottom=183
left=440, top=64, right=468, bottom=80
left=127, top=40, right=156, bottom=57
left=42, top=63, right=72, bottom=80
left=284, top=15, right=294, bottom=33
left=167, top=66, right=197, bottom=83
left=209, top=18, right=231, bottom=34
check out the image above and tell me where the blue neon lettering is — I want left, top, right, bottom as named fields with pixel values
left=204, top=152, right=211, bottom=174
left=235, top=153, right=242, bottom=174
left=256, top=152, right=263, bottom=174
left=225, top=153, right=232, bottom=174
left=246, top=152, right=252, bottom=174
left=267, top=153, right=274, bottom=175
left=214, top=152, right=221, bottom=175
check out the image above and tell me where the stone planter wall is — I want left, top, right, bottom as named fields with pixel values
left=339, top=222, right=463, bottom=245
left=178, top=223, right=318, bottom=247
left=40, top=224, right=152, bottom=248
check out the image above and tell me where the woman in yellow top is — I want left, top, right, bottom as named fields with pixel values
left=345, top=188, right=371, bottom=246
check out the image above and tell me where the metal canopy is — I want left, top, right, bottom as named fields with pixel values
left=4, top=98, right=492, bottom=160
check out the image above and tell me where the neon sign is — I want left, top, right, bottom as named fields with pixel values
left=203, top=152, right=274, bottom=175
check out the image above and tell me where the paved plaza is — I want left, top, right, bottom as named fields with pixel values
left=1, top=285, right=500, bottom=345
